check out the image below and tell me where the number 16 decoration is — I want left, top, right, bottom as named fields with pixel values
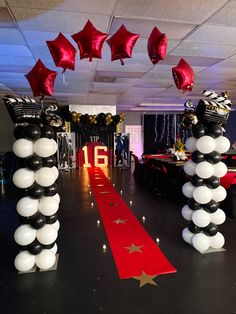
left=78, top=142, right=111, bottom=167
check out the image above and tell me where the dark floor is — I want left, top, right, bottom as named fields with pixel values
left=0, top=167, right=236, bottom=314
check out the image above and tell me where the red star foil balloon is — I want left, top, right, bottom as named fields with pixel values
left=71, top=20, right=108, bottom=62
left=25, top=59, right=57, bottom=97
left=106, top=24, right=140, bottom=65
left=147, top=27, right=167, bottom=64
left=46, top=33, right=76, bottom=72
left=172, top=58, right=195, bottom=93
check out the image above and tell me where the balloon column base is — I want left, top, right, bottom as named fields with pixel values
left=18, top=254, right=59, bottom=274
left=199, top=247, right=226, bottom=255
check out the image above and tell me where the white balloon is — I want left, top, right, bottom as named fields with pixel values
left=35, top=250, right=56, bottom=270
left=214, top=136, right=230, bottom=154
left=39, top=196, right=59, bottom=216
left=13, top=139, right=34, bottom=158
left=210, top=232, right=225, bottom=249
left=14, top=251, right=36, bottom=272
left=192, top=209, right=211, bottom=227
left=182, top=182, right=195, bottom=198
left=185, top=137, right=197, bottom=152
left=182, top=227, right=194, bottom=244
left=181, top=205, right=194, bottom=221
left=195, top=161, right=214, bottom=179
left=184, top=160, right=196, bottom=176
left=196, top=136, right=216, bottom=154
left=16, top=197, right=39, bottom=217
left=13, top=168, right=35, bottom=189
left=192, top=233, right=210, bottom=253
left=193, top=186, right=212, bottom=204
left=37, top=225, right=58, bottom=245
left=14, top=224, right=37, bottom=246
left=51, top=220, right=60, bottom=231
left=210, top=209, right=226, bottom=225
left=34, top=138, right=55, bottom=158
left=212, top=185, right=227, bottom=202
left=213, top=162, right=228, bottom=178
left=51, top=139, right=58, bottom=155
left=53, top=193, right=60, bottom=203
left=35, top=167, right=55, bottom=187
left=52, top=166, right=59, bottom=180
left=50, top=243, right=58, bottom=254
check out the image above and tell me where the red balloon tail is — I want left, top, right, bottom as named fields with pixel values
left=62, top=72, right=68, bottom=86
left=120, top=59, right=124, bottom=66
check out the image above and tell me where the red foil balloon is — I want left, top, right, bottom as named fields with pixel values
left=106, top=25, right=140, bottom=65
left=46, top=33, right=76, bottom=72
left=71, top=20, right=108, bottom=62
left=172, top=58, right=195, bottom=93
left=147, top=27, right=167, bottom=64
left=25, top=59, right=57, bottom=97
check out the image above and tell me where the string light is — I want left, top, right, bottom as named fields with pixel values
left=120, top=190, right=123, bottom=195
left=91, top=202, right=94, bottom=207
left=142, top=216, right=145, bottom=222
left=102, top=244, right=107, bottom=251
left=129, top=201, right=133, bottom=206
left=97, top=220, right=100, bottom=226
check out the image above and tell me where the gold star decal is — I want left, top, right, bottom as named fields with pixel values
left=100, top=191, right=111, bottom=194
left=96, top=184, right=104, bottom=187
left=124, top=243, right=144, bottom=254
left=109, top=202, right=118, bottom=207
left=113, top=219, right=127, bottom=224
left=133, top=271, right=158, bottom=288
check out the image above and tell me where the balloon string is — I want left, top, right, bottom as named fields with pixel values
left=89, top=56, right=92, bottom=62
left=62, top=72, right=68, bottom=86
left=120, top=59, right=124, bottom=66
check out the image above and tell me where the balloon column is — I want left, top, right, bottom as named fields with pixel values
left=4, top=95, right=60, bottom=272
left=181, top=90, right=231, bottom=253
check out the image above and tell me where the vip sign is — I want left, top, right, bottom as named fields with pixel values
left=78, top=142, right=111, bottom=167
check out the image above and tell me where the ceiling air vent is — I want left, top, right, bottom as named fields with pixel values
left=93, top=76, right=117, bottom=83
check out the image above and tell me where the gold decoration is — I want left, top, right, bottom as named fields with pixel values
left=124, top=243, right=144, bottom=254
left=109, top=202, right=118, bottom=207
left=132, top=271, right=158, bottom=288
left=113, top=219, right=127, bottom=224
left=100, top=191, right=111, bottom=194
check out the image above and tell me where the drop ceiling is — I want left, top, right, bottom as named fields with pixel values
left=0, top=0, right=236, bottom=111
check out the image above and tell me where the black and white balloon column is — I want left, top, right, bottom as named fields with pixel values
left=13, top=124, right=60, bottom=272
left=181, top=91, right=231, bottom=253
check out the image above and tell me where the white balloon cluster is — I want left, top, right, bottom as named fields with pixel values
left=12, top=124, right=60, bottom=272
left=182, top=124, right=229, bottom=253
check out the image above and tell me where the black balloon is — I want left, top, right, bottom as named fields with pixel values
left=43, top=242, right=55, bottom=249
left=205, top=176, right=220, bottom=189
left=41, top=125, right=55, bottom=139
left=13, top=125, right=26, bottom=139
left=191, top=175, right=205, bottom=187
left=207, top=124, right=223, bottom=138
left=26, top=155, right=43, bottom=170
left=27, top=183, right=45, bottom=199
left=203, top=200, right=219, bottom=213
left=43, top=155, right=56, bottom=167
left=187, top=198, right=202, bottom=210
left=192, top=124, right=206, bottom=138
left=203, top=222, right=218, bottom=236
left=191, top=150, right=205, bottom=163
left=46, top=213, right=58, bottom=224
left=205, top=151, right=221, bottom=164
left=44, top=183, right=58, bottom=196
left=29, top=212, right=47, bottom=229
left=28, top=239, right=43, bottom=255
left=25, top=124, right=41, bottom=140
left=188, top=222, right=201, bottom=234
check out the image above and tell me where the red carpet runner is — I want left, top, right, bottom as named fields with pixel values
left=88, top=167, right=176, bottom=279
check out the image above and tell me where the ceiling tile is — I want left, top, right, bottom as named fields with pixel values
left=123, top=86, right=166, bottom=97
left=0, top=45, right=32, bottom=57
left=186, top=24, right=236, bottom=45
left=163, top=55, right=223, bottom=67
left=91, top=82, right=128, bottom=94
left=96, top=59, right=152, bottom=72
left=170, top=41, right=236, bottom=58
left=0, top=7, right=16, bottom=28
left=0, top=56, right=35, bottom=66
left=113, top=0, right=227, bottom=24
left=109, top=17, right=196, bottom=39
left=95, top=71, right=145, bottom=78
left=207, top=0, right=236, bottom=27
left=11, top=7, right=110, bottom=33
left=0, top=28, right=26, bottom=45
left=8, top=0, right=116, bottom=15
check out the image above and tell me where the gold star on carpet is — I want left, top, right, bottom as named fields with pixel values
left=124, top=243, right=144, bottom=254
left=109, top=202, right=118, bottom=207
left=100, top=191, right=111, bottom=194
left=133, top=271, right=158, bottom=288
left=113, top=219, right=127, bottom=224
left=96, top=184, right=104, bottom=187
